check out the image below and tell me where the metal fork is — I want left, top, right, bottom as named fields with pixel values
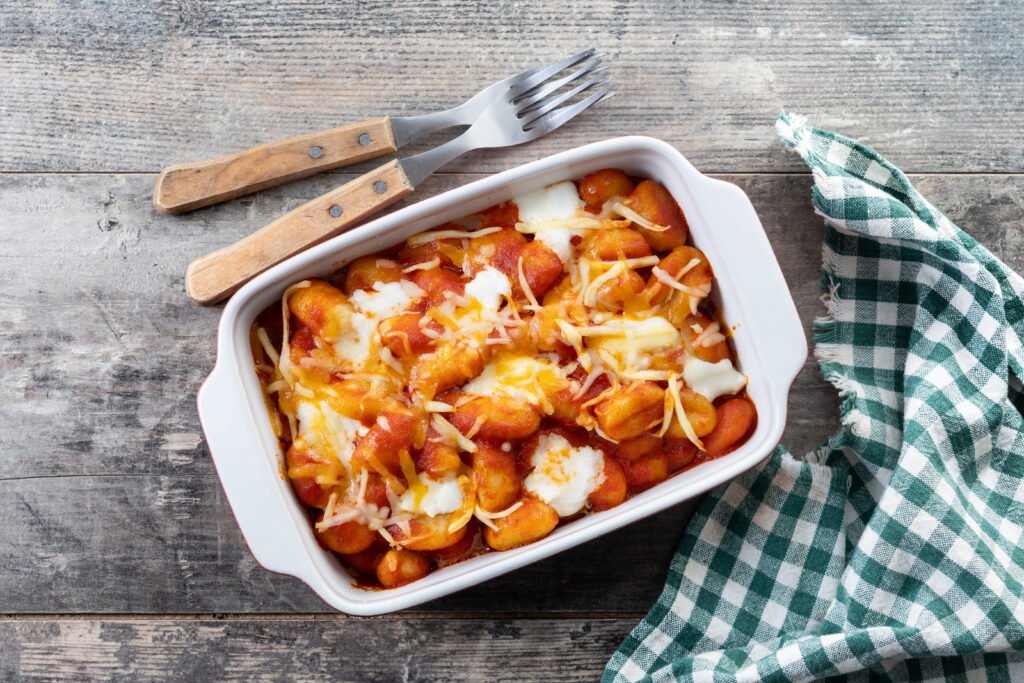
left=155, top=49, right=606, bottom=215
left=185, top=50, right=613, bottom=305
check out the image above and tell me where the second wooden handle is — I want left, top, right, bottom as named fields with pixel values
left=153, top=117, right=397, bottom=214
left=185, top=160, right=414, bottom=305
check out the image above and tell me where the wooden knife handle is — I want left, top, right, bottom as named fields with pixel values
left=153, top=117, right=398, bottom=214
left=185, top=160, right=414, bottom=305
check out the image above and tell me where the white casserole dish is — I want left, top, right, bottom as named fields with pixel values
left=197, top=136, right=807, bottom=615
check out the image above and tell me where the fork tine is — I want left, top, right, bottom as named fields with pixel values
left=519, top=76, right=611, bottom=127
left=507, top=48, right=598, bottom=98
left=523, top=85, right=614, bottom=135
left=513, top=60, right=605, bottom=107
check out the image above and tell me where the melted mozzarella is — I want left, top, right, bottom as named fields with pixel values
left=514, top=181, right=584, bottom=262
left=589, top=316, right=681, bottom=368
left=523, top=433, right=605, bottom=517
left=296, top=400, right=368, bottom=472
left=464, top=267, right=512, bottom=311
left=463, top=353, right=568, bottom=406
left=399, top=473, right=464, bottom=517
left=683, top=357, right=747, bottom=401
left=350, top=280, right=424, bottom=320
left=332, top=280, right=424, bottom=366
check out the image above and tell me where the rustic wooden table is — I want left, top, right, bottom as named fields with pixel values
left=3, top=2, right=1022, bottom=680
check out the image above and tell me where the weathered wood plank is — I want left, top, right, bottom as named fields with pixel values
left=1, top=1, right=1022, bottom=174
left=0, top=474, right=691, bottom=614
left=0, top=617, right=634, bottom=682
left=2, top=172, right=1022, bottom=614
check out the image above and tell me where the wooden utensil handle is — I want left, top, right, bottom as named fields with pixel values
left=185, top=160, right=414, bottom=305
left=153, top=117, right=397, bottom=214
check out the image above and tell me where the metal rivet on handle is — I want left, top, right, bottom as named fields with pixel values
left=374, top=181, right=387, bottom=194
left=328, top=205, right=342, bottom=218
left=308, top=146, right=323, bottom=159
left=358, top=133, right=372, bottom=146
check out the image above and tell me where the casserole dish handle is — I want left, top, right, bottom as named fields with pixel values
left=198, top=362, right=309, bottom=577
left=697, top=175, right=808, bottom=390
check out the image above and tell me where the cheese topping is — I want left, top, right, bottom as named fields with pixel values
left=263, top=170, right=752, bottom=575
left=463, top=353, right=569, bottom=407
left=586, top=316, right=681, bottom=372
left=683, top=357, right=748, bottom=401
left=330, top=280, right=424, bottom=368
left=350, top=280, right=424, bottom=320
left=296, top=400, right=368, bottom=476
left=514, top=181, right=585, bottom=262
left=523, top=433, right=605, bottom=517
left=399, top=473, right=464, bottom=517
left=464, top=267, right=512, bottom=311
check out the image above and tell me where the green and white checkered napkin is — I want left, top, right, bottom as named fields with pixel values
left=605, top=113, right=1024, bottom=682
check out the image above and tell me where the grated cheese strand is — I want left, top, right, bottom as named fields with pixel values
left=406, top=226, right=502, bottom=246
left=402, top=257, right=441, bottom=273
left=610, top=202, right=670, bottom=232
left=667, top=374, right=705, bottom=450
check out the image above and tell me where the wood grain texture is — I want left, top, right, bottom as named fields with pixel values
left=2, top=1, right=1023, bottom=174
left=3, top=171, right=1023, bottom=615
left=153, top=117, right=397, bottom=214
left=185, top=159, right=413, bottom=303
left=0, top=617, right=633, bottom=682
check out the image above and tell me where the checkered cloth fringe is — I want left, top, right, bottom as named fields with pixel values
left=604, top=113, right=1024, bottom=682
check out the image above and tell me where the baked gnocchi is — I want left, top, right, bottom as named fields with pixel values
left=251, top=169, right=756, bottom=589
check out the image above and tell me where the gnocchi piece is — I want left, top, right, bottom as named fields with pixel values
left=623, top=180, right=688, bottom=251
left=578, top=168, right=636, bottom=211
left=472, top=442, right=521, bottom=512
left=352, top=404, right=422, bottom=476
left=315, top=517, right=378, bottom=555
left=388, top=515, right=469, bottom=552
left=581, top=228, right=652, bottom=261
left=343, top=256, right=403, bottom=294
left=596, top=269, right=645, bottom=312
left=379, top=312, right=442, bottom=357
left=452, top=396, right=541, bottom=441
left=285, top=443, right=335, bottom=509
left=594, top=381, right=665, bottom=441
left=614, top=434, right=661, bottom=463
left=680, top=313, right=731, bottom=363
left=478, top=200, right=520, bottom=228
left=376, top=549, right=432, bottom=588
left=664, top=438, right=697, bottom=472
left=622, top=451, right=670, bottom=490
left=410, top=267, right=464, bottom=305
left=644, top=246, right=711, bottom=306
left=288, top=279, right=347, bottom=340
left=341, top=543, right=386, bottom=575
left=465, top=228, right=528, bottom=280
left=409, top=340, right=489, bottom=399
left=324, top=377, right=396, bottom=422
left=417, top=430, right=463, bottom=478
left=703, top=397, right=757, bottom=455
left=430, top=520, right=479, bottom=562
left=483, top=498, right=560, bottom=551
left=676, top=388, right=719, bottom=438
left=516, top=240, right=564, bottom=299
left=588, top=454, right=627, bottom=511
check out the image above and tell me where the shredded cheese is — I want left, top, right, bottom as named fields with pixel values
left=610, top=201, right=670, bottom=232
left=406, top=226, right=502, bottom=246
left=667, top=374, right=704, bottom=450
left=402, top=257, right=441, bottom=273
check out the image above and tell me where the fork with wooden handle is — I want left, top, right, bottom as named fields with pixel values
left=154, top=49, right=601, bottom=215
left=181, top=51, right=613, bottom=305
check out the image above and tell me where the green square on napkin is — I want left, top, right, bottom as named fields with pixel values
left=605, top=113, right=1024, bottom=682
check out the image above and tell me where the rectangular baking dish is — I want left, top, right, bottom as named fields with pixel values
left=197, top=136, right=807, bottom=615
